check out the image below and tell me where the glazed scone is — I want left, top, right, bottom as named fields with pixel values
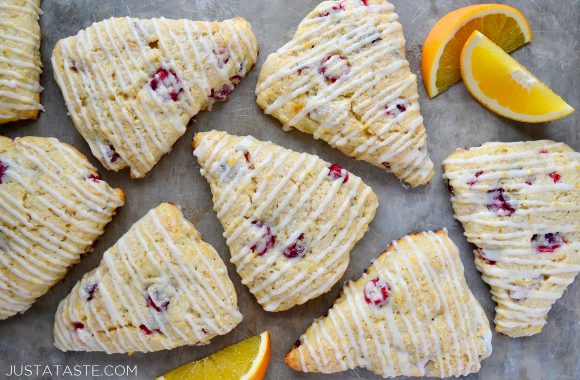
left=443, top=141, right=580, bottom=337
left=52, top=16, right=258, bottom=178
left=286, top=230, right=492, bottom=377
left=256, top=0, right=434, bottom=187
left=0, top=136, right=124, bottom=320
left=193, top=130, right=378, bottom=312
left=54, top=203, right=242, bottom=353
left=0, top=0, right=43, bottom=123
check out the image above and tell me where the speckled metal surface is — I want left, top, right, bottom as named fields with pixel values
left=1, top=0, right=578, bottom=379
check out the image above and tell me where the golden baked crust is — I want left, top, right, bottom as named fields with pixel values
left=52, top=16, right=258, bottom=178
left=54, top=203, right=242, bottom=353
left=0, top=135, right=124, bottom=320
left=0, top=0, right=43, bottom=123
left=193, top=130, right=378, bottom=312
left=443, top=140, right=580, bottom=337
left=256, top=0, right=433, bottom=187
left=285, top=229, right=492, bottom=377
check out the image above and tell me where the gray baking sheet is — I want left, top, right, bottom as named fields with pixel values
left=1, top=0, right=578, bottom=379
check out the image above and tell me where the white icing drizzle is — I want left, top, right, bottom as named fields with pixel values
left=256, top=0, right=433, bottom=186
left=0, top=137, right=124, bottom=320
left=443, top=140, right=580, bottom=336
left=54, top=204, right=242, bottom=353
left=52, top=16, right=257, bottom=177
left=0, top=0, right=44, bottom=119
left=194, top=130, right=377, bottom=311
left=292, top=230, right=491, bottom=377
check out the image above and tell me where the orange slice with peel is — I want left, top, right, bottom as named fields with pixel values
left=460, top=31, right=574, bottom=123
left=157, top=331, right=271, bottom=380
left=422, top=4, right=532, bottom=98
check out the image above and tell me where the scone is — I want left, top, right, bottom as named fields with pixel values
left=193, top=130, right=378, bottom=312
left=256, top=0, right=434, bottom=187
left=52, top=17, right=258, bottom=178
left=286, top=230, right=492, bottom=377
left=443, top=141, right=580, bottom=337
left=54, top=203, right=242, bottom=353
left=0, top=0, right=43, bottom=123
left=0, top=136, right=124, bottom=320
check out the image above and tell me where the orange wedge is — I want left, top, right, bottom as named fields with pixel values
left=461, top=31, right=574, bottom=123
left=157, top=331, right=271, bottom=380
left=422, top=4, right=532, bottom=98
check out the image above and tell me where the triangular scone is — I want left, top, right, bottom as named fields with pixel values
left=256, top=0, right=433, bottom=187
left=54, top=203, right=242, bottom=353
left=0, top=0, right=43, bottom=123
left=193, top=130, right=378, bottom=312
left=0, top=136, right=124, bottom=320
left=444, top=141, right=580, bottom=337
left=286, top=230, right=492, bottom=377
left=52, top=17, right=258, bottom=178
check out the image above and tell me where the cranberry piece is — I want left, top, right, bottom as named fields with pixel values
left=525, top=178, right=534, bottom=185
left=532, top=233, right=566, bottom=254
left=150, top=67, right=183, bottom=101
left=81, top=281, right=98, bottom=301
left=139, top=324, right=152, bottom=335
left=328, top=164, right=349, bottom=183
left=478, top=249, right=498, bottom=265
left=446, top=180, right=455, bottom=196
left=231, top=61, right=246, bottom=84
left=481, top=258, right=495, bottom=266
left=292, top=339, right=302, bottom=349
left=210, top=84, right=234, bottom=101
left=230, top=75, right=243, bottom=85
left=508, top=278, right=540, bottom=302
left=362, top=0, right=369, bottom=5
left=539, top=148, right=549, bottom=154
left=107, top=145, right=120, bottom=163
left=213, top=48, right=230, bottom=68
left=508, top=287, right=527, bottom=302
left=284, top=233, right=307, bottom=258
left=243, top=150, right=254, bottom=169
left=87, top=174, right=101, bottom=183
left=467, top=170, right=485, bottom=186
left=319, top=1, right=345, bottom=17
left=319, top=54, right=351, bottom=83
left=363, top=278, right=390, bottom=307
left=69, top=61, right=84, bottom=73
left=486, top=188, right=516, bottom=217
left=146, top=284, right=170, bottom=312
left=548, top=172, right=561, bottom=183
left=250, top=221, right=277, bottom=256
left=201, top=328, right=208, bottom=335
left=73, top=322, right=84, bottom=332
left=146, top=296, right=166, bottom=312
left=385, top=99, right=409, bottom=118
left=0, top=161, right=7, bottom=184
